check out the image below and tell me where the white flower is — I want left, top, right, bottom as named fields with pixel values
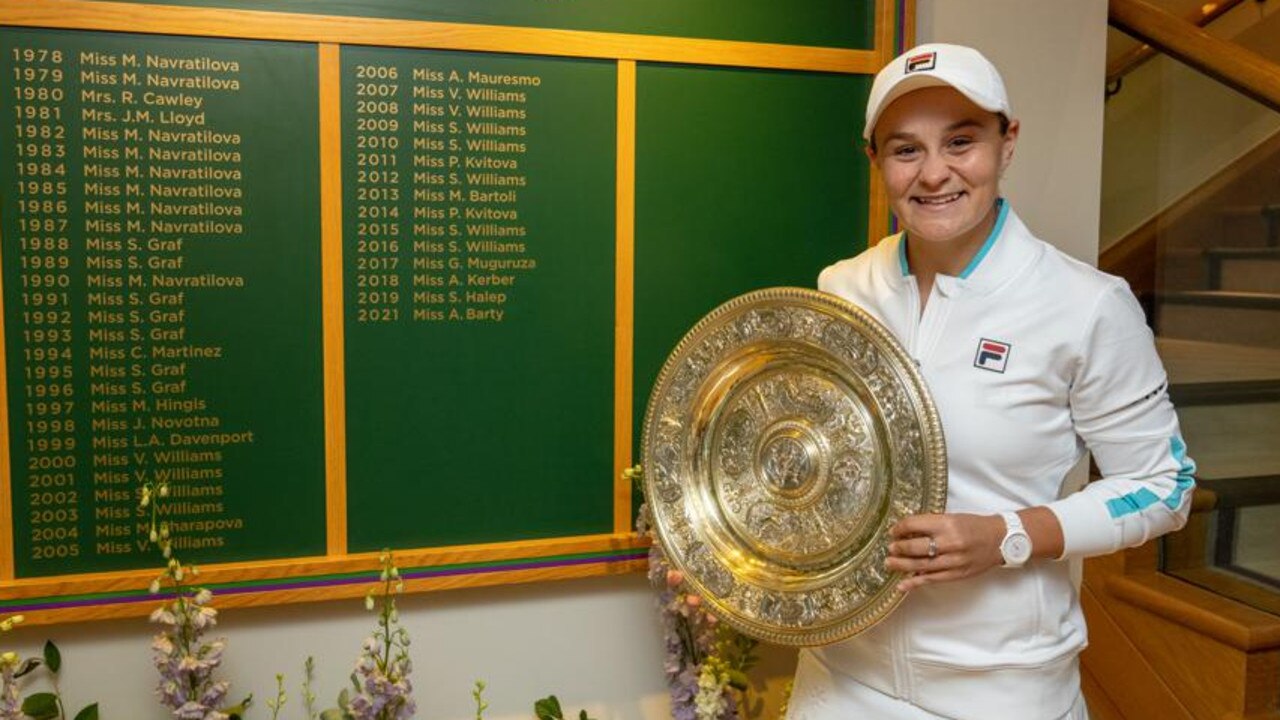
left=150, top=607, right=176, bottom=625
left=693, top=664, right=730, bottom=720
left=151, top=634, right=176, bottom=655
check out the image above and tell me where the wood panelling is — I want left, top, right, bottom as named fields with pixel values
left=1083, top=536, right=1280, bottom=719
left=1081, top=582, right=1195, bottom=720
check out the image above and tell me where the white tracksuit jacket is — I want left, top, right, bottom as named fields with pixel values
left=795, top=202, right=1196, bottom=720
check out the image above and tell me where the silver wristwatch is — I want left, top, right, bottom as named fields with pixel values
left=999, top=511, right=1032, bottom=568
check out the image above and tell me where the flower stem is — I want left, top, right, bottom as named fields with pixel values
left=380, top=572, right=393, bottom=673
left=51, top=675, right=66, bottom=720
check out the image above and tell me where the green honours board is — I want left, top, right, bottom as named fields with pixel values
left=340, top=47, right=616, bottom=550
left=633, top=64, right=872, bottom=452
left=0, top=28, right=326, bottom=577
left=0, top=0, right=904, bottom=622
left=94, top=0, right=877, bottom=51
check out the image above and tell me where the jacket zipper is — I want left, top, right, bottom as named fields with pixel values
left=915, top=285, right=950, bottom=367
left=896, top=279, right=952, bottom=702
left=896, top=280, right=920, bottom=701
left=893, top=614, right=912, bottom=700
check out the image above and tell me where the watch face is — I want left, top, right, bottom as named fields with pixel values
left=1004, top=533, right=1032, bottom=564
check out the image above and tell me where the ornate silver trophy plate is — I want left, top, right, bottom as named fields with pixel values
left=642, top=287, right=947, bottom=646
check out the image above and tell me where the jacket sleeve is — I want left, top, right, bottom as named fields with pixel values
left=1045, top=280, right=1196, bottom=559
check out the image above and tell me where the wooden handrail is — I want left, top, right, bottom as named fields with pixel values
left=1110, top=0, right=1280, bottom=112
left=1105, top=0, right=1245, bottom=85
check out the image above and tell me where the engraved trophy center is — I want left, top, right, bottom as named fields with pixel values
left=759, top=426, right=820, bottom=497
left=712, top=370, right=874, bottom=567
left=760, top=431, right=816, bottom=494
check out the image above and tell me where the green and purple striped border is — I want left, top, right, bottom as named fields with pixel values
left=0, top=548, right=649, bottom=615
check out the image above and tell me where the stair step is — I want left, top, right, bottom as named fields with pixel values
left=1157, top=291, right=1280, bottom=347
left=1160, top=246, right=1210, bottom=291
left=1195, top=473, right=1280, bottom=587
left=1206, top=248, right=1280, bottom=260
left=1176, top=401, right=1280, bottom=483
left=1157, top=338, right=1280, bottom=404
left=1156, top=338, right=1280, bottom=586
left=1207, top=247, right=1280, bottom=292
left=1212, top=204, right=1280, bottom=251
left=1216, top=203, right=1280, bottom=218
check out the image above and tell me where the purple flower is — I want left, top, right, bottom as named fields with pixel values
left=646, top=539, right=744, bottom=720
left=348, top=552, right=417, bottom=720
left=1, top=661, right=22, bottom=720
left=150, top=589, right=240, bottom=720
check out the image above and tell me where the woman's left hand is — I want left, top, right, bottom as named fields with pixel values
left=885, top=513, right=1006, bottom=592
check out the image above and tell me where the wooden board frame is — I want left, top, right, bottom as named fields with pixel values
left=0, top=0, right=913, bottom=625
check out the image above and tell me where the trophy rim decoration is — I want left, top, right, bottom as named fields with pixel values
left=641, top=287, right=947, bottom=647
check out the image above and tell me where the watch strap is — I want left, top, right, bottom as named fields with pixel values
left=999, top=511, right=1031, bottom=568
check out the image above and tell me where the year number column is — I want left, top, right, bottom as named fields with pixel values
left=7, top=44, right=81, bottom=567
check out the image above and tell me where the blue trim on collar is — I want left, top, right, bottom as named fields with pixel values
left=898, top=234, right=910, bottom=276
left=958, top=199, right=1008, bottom=279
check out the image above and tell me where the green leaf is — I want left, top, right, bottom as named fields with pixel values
left=533, top=695, right=564, bottom=720
left=319, top=709, right=347, bottom=720
left=73, top=703, right=100, bottom=720
left=13, top=657, right=41, bottom=679
left=21, top=692, right=59, bottom=720
left=337, top=688, right=350, bottom=710
left=578, top=710, right=596, bottom=720
left=42, top=640, right=61, bottom=673
left=727, top=669, right=751, bottom=691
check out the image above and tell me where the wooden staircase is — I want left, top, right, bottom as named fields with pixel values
left=1085, top=140, right=1280, bottom=720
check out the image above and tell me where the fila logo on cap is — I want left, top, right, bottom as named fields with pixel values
left=905, top=51, right=937, bottom=74
left=974, top=338, right=1011, bottom=373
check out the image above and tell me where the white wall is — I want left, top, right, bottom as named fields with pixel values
left=917, top=0, right=1110, bottom=264
left=1099, top=38, right=1280, bottom=247
left=4, top=575, right=670, bottom=720
left=1, top=4, right=1109, bottom=718
left=1099, top=0, right=1280, bottom=248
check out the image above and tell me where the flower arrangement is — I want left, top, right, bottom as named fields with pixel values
left=323, top=551, right=415, bottom=720
left=138, top=461, right=577, bottom=720
left=625, top=465, right=762, bottom=720
left=141, top=474, right=250, bottom=720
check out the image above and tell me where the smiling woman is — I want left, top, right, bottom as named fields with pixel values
left=871, top=87, right=1015, bottom=296
left=790, top=43, right=1198, bottom=720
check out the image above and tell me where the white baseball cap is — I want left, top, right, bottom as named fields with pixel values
left=863, top=43, right=1011, bottom=141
